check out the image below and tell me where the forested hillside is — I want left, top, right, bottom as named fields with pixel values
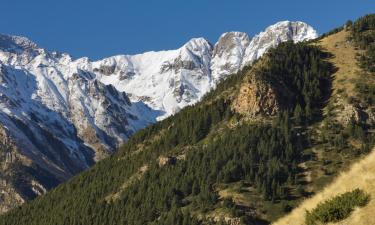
left=275, top=13, right=375, bottom=225
left=1, top=14, right=374, bottom=225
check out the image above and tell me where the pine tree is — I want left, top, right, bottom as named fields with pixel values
left=294, top=104, right=303, bottom=124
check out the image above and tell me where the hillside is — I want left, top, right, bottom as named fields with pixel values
left=274, top=14, right=375, bottom=225
left=0, top=14, right=374, bottom=225
left=0, top=21, right=316, bottom=213
left=273, top=146, right=375, bottom=225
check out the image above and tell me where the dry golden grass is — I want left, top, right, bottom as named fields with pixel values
left=317, top=30, right=361, bottom=96
left=218, top=185, right=252, bottom=207
left=273, top=147, right=375, bottom=225
left=273, top=30, right=375, bottom=225
left=317, top=30, right=365, bottom=126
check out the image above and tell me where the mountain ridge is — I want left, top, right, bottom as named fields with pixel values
left=0, top=37, right=338, bottom=225
left=0, top=21, right=317, bottom=213
left=1, top=14, right=374, bottom=225
left=2, top=13, right=375, bottom=224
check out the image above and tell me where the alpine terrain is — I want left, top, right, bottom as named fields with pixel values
left=0, top=22, right=317, bottom=212
left=0, top=13, right=374, bottom=225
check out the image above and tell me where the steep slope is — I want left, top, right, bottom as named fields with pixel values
left=0, top=21, right=317, bottom=213
left=95, top=21, right=317, bottom=118
left=0, top=38, right=343, bottom=225
left=273, top=147, right=375, bottom=225
left=274, top=14, right=375, bottom=225
left=0, top=36, right=157, bottom=213
left=95, top=37, right=214, bottom=118
left=211, top=21, right=317, bottom=83
left=2, top=15, right=375, bottom=224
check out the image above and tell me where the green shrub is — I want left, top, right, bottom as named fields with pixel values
left=222, top=198, right=235, bottom=209
left=305, top=189, right=370, bottom=225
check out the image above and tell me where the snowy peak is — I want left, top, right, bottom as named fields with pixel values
left=0, top=20, right=318, bottom=154
left=179, top=37, right=212, bottom=71
left=0, top=20, right=318, bottom=212
left=211, top=32, right=250, bottom=81
left=266, top=21, right=318, bottom=42
left=171, top=37, right=213, bottom=73
left=211, top=21, right=318, bottom=81
left=0, top=34, right=39, bottom=53
left=213, top=32, right=250, bottom=58
left=182, top=37, right=212, bottom=53
left=91, top=21, right=318, bottom=118
left=0, top=39, right=158, bottom=205
left=243, top=21, right=318, bottom=64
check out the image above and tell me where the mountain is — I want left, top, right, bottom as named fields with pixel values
left=95, top=21, right=317, bottom=118
left=0, top=21, right=317, bottom=213
left=0, top=42, right=157, bottom=213
left=1, top=14, right=374, bottom=225
left=275, top=14, right=375, bottom=225
left=211, top=21, right=317, bottom=82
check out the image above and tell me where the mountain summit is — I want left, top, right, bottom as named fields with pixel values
left=95, top=21, right=317, bottom=118
left=0, top=21, right=317, bottom=212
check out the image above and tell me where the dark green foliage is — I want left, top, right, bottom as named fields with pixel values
left=355, top=81, right=375, bottom=106
left=347, top=116, right=367, bottom=141
left=350, top=14, right=375, bottom=114
left=314, top=26, right=344, bottom=42
left=293, top=104, right=304, bottom=124
left=154, top=210, right=214, bottom=225
left=281, top=201, right=292, bottom=213
left=0, top=106, right=302, bottom=225
left=345, top=20, right=353, bottom=30
left=305, top=189, right=370, bottom=225
left=351, top=14, right=375, bottom=48
left=258, top=41, right=334, bottom=121
left=0, top=41, right=335, bottom=225
left=222, top=198, right=235, bottom=208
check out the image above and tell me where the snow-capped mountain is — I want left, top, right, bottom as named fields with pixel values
left=95, top=37, right=213, bottom=118
left=212, top=21, right=318, bottom=81
left=95, top=21, right=317, bottom=118
left=0, top=21, right=317, bottom=212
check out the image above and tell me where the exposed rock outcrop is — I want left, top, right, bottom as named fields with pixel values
left=0, top=20, right=317, bottom=212
left=232, top=75, right=280, bottom=117
left=158, top=156, right=177, bottom=166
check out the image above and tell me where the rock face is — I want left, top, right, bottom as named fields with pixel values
left=232, top=74, right=280, bottom=117
left=243, top=21, right=318, bottom=64
left=96, top=37, right=214, bottom=119
left=0, top=38, right=158, bottom=211
left=211, top=21, right=317, bottom=83
left=95, top=21, right=317, bottom=119
left=211, top=32, right=251, bottom=82
left=0, top=126, right=26, bottom=214
left=158, top=156, right=176, bottom=167
left=0, top=21, right=317, bottom=212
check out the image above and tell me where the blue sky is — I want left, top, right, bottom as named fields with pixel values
left=1, top=0, right=373, bottom=60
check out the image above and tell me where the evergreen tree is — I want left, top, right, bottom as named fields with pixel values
left=293, top=104, right=304, bottom=124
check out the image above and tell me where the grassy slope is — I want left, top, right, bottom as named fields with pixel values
left=273, top=29, right=372, bottom=225
left=299, top=30, right=363, bottom=193
left=273, top=146, right=375, bottom=225
left=1, top=27, right=373, bottom=225
left=232, top=29, right=372, bottom=223
left=318, top=30, right=361, bottom=95
left=0, top=42, right=338, bottom=225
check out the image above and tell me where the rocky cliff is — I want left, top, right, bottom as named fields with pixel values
left=0, top=21, right=317, bottom=212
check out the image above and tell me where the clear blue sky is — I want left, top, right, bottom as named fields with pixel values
left=1, top=0, right=373, bottom=60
